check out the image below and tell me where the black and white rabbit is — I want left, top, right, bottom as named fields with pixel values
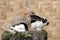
left=30, top=12, right=49, bottom=31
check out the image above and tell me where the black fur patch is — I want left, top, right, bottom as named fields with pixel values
left=30, top=15, right=43, bottom=21
left=20, top=23, right=28, bottom=31
left=31, top=20, right=36, bottom=23
left=30, top=15, right=44, bottom=23
left=42, top=19, right=47, bottom=23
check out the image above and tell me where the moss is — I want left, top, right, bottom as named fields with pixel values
left=2, top=31, right=33, bottom=40
left=2, top=31, right=12, bottom=40
left=2, top=30, right=47, bottom=40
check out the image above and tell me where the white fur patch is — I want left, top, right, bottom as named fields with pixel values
left=31, top=21, right=47, bottom=30
left=11, top=24, right=26, bottom=32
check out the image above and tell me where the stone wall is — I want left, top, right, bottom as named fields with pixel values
left=0, top=0, right=60, bottom=40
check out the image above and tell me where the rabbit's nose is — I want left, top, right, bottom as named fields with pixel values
left=46, top=22, right=49, bottom=25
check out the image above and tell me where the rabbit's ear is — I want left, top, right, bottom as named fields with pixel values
left=23, top=0, right=30, bottom=12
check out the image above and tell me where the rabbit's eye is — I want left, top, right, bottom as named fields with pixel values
left=31, top=12, right=35, bottom=15
left=11, top=29, right=13, bottom=30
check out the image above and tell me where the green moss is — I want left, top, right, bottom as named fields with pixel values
left=2, top=30, right=47, bottom=40
left=2, top=31, right=33, bottom=40
left=2, top=31, right=12, bottom=40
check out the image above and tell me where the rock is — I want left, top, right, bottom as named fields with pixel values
left=32, top=30, right=47, bottom=40
left=2, top=30, right=47, bottom=40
